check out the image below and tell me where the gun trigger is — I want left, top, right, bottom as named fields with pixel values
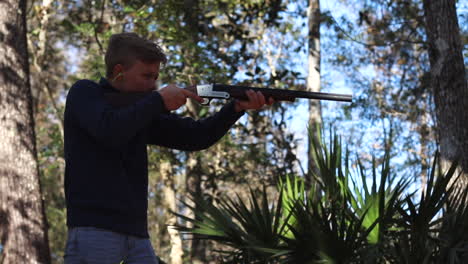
left=201, top=98, right=211, bottom=106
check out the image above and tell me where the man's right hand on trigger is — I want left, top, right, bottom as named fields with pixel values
left=158, top=84, right=204, bottom=111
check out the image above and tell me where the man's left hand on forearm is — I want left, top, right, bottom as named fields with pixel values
left=234, top=90, right=275, bottom=112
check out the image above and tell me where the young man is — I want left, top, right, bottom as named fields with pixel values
left=63, top=33, right=273, bottom=264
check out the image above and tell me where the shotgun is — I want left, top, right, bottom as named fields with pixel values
left=104, top=83, right=353, bottom=107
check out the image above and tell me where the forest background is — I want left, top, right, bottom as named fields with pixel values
left=0, top=0, right=467, bottom=263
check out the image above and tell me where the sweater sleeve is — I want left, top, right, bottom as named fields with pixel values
left=145, top=100, right=245, bottom=151
left=65, top=80, right=166, bottom=149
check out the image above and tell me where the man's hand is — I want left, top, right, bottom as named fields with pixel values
left=234, top=90, right=275, bottom=112
left=158, top=84, right=204, bottom=111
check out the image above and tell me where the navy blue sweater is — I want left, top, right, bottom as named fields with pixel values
left=64, top=78, right=244, bottom=238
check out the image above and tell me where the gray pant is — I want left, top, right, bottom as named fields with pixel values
left=64, top=227, right=160, bottom=264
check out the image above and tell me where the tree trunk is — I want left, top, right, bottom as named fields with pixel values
left=422, top=0, right=468, bottom=191
left=418, top=109, right=431, bottom=195
left=307, top=0, right=322, bottom=188
left=180, top=0, right=210, bottom=261
left=160, top=161, right=184, bottom=264
left=185, top=153, right=210, bottom=264
left=0, top=0, right=51, bottom=263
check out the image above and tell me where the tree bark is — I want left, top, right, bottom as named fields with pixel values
left=307, top=0, right=322, bottom=189
left=422, top=0, right=468, bottom=190
left=180, top=0, right=210, bottom=262
left=185, top=155, right=207, bottom=264
left=160, top=161, right=184, bottom=264
left=418, top=108, right=431, bottom=196
left=0, top=0, right=51, bottom=263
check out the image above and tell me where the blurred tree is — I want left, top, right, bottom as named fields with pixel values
left=26, top=0, right=72, bottom=262
left=0, top=0, right=51, bottom=263
left=307, top=0, right=322, bottom=189
left=422, top=0, right=468, bottom=196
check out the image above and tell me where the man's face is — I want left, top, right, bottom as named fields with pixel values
left=119, top=60, right=160, bottom=93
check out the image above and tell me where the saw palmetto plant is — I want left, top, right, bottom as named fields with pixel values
left=172, top=127, right=468, bottom=263
left=173, top=187, right=290, bottom=263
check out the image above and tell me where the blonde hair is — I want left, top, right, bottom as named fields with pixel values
left=105, top=33, right=167, bottom=77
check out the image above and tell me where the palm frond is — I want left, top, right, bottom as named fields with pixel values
left=172, top=188, right=289, bottom=263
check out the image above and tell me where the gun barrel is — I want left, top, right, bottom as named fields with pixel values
left=214, top=84, right=353, bottom=102
left=293, top=90, right=353, bottom=102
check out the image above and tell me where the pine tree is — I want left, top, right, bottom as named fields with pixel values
left=0, top=0, right=51, bottom=263
left=422, top=0, right=468, bottom=196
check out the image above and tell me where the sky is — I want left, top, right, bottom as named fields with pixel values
left=286, top=0, right=355, bottom=173
left=283, top=0, right=467, bottom=196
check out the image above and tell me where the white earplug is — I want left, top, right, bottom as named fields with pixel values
left=112, top=72, right=123, bottom=82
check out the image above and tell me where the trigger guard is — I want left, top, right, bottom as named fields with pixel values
left=201, top=98, right=211, bottom=105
